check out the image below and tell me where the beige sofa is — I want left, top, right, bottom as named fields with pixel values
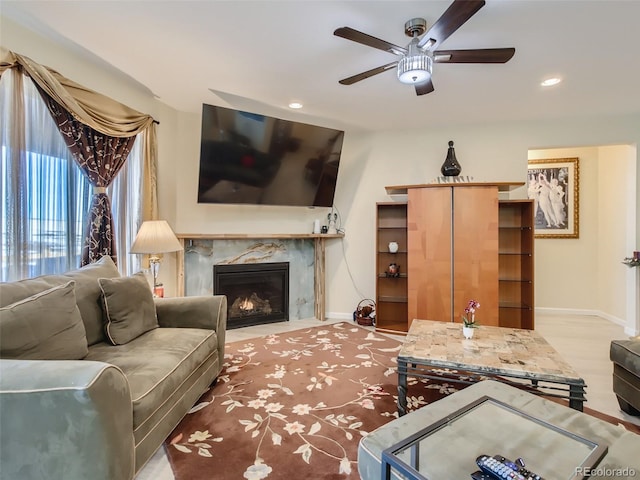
left=0, top=256, right=227, bottom=479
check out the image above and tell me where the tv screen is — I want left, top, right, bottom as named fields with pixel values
left=197, top=104, right=344, bottom=207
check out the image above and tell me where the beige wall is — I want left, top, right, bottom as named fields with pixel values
left=528, top=145, right=634, bottom=326
left=3, top=15, right=639, bottom=335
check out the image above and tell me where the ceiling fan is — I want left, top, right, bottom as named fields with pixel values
left=333, top=0, right=515, bottom=96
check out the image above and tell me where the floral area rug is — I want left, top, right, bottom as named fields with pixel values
left=165, top=322, right=428, bottom=479
left=164, top=322, right=639, bottom=480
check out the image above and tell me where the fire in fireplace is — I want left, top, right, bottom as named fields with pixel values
left=214, top=262, right=289, bottom=329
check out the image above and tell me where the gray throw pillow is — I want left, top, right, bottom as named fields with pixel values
left=99, top=272, right=158, bottom=345
left=0, top=280, right=89, bottom=360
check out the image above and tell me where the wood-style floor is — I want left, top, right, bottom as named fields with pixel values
left=136, top=313, right=639, bottom=479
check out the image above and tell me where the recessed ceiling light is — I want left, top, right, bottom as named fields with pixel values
left=289, top=102, right=303, bottom=109
left=541, top=77, right=562, bottom=87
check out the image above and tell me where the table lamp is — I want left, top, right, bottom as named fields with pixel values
left=130, top=220, right=183, bottom=294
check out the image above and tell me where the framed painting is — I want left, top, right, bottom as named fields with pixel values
left=527, top=157, right=579, bottom=238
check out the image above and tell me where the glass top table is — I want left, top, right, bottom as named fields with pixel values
left=397, top=320, right=587, bottom=415
left=382, top=395, right=607, bottom=480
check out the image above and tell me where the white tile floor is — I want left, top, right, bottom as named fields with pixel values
left=135, top=314, right=639, bottom=479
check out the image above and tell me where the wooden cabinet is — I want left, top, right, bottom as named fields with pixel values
left=375, top=202, right=408, bottom=334
left=407, top=185, right=500, bottom=327
left=498, top=200, right=535, bottom=329
left=383, top=182, right=533, bottom=332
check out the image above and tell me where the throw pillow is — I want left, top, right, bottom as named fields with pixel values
left=63, top=254, right=121, bottom=346
left=98, top=272, right=158, bottom=345
left=0, top=280, right=89, bottom=360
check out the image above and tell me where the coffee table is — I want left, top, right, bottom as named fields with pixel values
left=397, top=319, right=587, bottom=415
left=358, top=380, right=640, bottom=480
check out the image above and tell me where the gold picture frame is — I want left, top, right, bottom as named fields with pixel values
left=527, top=157, right=579, bottom=239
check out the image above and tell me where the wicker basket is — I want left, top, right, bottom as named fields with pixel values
left=353, top=299, right=376, bottom=327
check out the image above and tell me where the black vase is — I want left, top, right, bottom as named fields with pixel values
left=441, top=140, right=462, bottom=176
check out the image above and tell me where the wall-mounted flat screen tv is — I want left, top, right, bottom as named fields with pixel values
left=197, top=104, right=345, bottom=207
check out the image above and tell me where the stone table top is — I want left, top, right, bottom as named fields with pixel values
left=399, top=320, right=584, bottom=384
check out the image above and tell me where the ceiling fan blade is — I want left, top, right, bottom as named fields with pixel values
left=338, top=62, right=398, bottom=85
left=334, top=27, right=407, bottom=56
left=415, top=78, right=435, bottom=96
left=434, top=48, right=515, bottom=63
left=418, top=0, right=485, bottom=50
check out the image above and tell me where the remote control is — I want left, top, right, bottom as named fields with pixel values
left=470, top=471, right=493, bottom=480
left=476, top=454, right=544, bottom=480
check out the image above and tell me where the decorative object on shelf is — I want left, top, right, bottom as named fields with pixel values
left=431, top=175, right=474, bottom=184
left=353, top=298, right=376, bottom=326
left=388, top=241, right=399, bottom=253
left=441, top=140, right=462, bottom=177
left=623, top=253, right=640, bottom=268
left=386, top=263, right=400, bottom=277
left=462, top=299, right=480, bottom=339
left=327, top=212, right=338, bottom=234
left=527, top=157, right=580, bottom=239
left=130, top=220, right=183, bottom=295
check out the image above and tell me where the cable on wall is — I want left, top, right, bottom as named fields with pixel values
left=332, top=205, right=367, bottom=299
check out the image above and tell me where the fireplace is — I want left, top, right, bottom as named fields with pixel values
left=214, top=262, right=289, bottom=329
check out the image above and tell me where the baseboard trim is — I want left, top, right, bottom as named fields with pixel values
left=326, top=312, right=352, bottom=321
left=535, top=307, right=638, bottom=336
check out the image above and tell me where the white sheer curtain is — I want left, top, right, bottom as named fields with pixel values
left=0, top=69, right=142, bottom=281
left=108, top=136, right=143, bottom=276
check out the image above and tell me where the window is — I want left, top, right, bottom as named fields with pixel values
left=0, top=69, right=142, bottom=281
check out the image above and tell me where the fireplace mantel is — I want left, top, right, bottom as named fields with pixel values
left=176, top=233, right=344, bottom=321
left=177, top=233, right=344, bottom=239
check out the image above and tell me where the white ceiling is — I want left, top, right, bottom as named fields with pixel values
left=3, top=0, right=640, bottom=132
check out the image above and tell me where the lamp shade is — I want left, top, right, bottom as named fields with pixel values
left=130, top=220, right=183, bottom=255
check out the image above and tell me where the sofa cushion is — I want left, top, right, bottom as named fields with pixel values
left=0, top=276, right=67, bottom=307
left=63, top=256, right=121, bottom=346
left=0, top=255, right=121, bottom=347
left=0, top=281, right=88, bottom=359
left=99, top=272, right=158, bottom=345
left=85, top=327, right=218, bottom=438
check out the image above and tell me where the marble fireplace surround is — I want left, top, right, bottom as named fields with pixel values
left=176, top=233, right=343, bottom=321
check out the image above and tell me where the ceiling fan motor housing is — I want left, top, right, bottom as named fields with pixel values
left=404, top=18, right=428, bottom=37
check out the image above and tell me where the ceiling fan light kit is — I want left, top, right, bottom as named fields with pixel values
left=334, top=0, right=515, bottom=96
left=397, top=41, right=433, bottom=85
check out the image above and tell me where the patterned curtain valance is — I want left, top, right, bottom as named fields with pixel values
left=1, top=47, right=159, bottom=267
left=0, top=47, right=155, bottom=137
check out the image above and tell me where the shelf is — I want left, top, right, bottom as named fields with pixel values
left=499, top=226, right=533, bottom=231
left=178, top=233, right=344, bottom=240
left=377, top=202, right=408, bottom=331
left=375, top=324, right=408, bottom=335
left=497, top=200, right=535, bottom=329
